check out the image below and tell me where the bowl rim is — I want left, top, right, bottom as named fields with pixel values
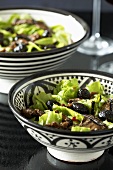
left=8, top=69, right=113, bottom=137
left=0, top=6, right=89, bottom=57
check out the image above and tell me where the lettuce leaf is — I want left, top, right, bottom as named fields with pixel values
left=30, top=92, right=53, bottom=111
left=53, top=104, right=84, bottom=122
left=38, top=110, right=62, bottom=125
left=103, top=120, right=113, bottom=129
left=71, top=126, right=91, bottom=132
left=86, top=81, right=104, bottom=95
left=53, top=78, right=79, bottom=104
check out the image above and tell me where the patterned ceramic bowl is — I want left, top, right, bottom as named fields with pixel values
left=8, top=70, right=113, bottom=162
left=0, top=7, right=89, bottom=80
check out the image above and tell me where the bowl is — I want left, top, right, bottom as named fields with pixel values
left=8, top=69, right=113, bottom=163
left=0, top=7, right=89, bottom=80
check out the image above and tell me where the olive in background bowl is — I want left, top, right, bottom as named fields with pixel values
left=0, top=7, right=89, bottom=80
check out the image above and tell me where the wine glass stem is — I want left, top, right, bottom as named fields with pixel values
left=92, top=0, right=101, bottom=37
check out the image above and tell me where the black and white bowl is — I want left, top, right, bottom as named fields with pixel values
left=8, top=70, right=113, bottom=162
left=0, top=7, right=89, bottom=80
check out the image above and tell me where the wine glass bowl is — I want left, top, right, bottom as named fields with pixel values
left=77, top=0, right=113, bottom=57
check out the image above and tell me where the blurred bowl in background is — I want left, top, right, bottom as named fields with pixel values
left=0, top=7, right=89, bottom=80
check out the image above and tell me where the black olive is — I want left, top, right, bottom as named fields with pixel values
left=0, top=32, right=9, bottom=46
left=0, top=33, right=4, bottom=45
left=3, top=38, right=10, bottom=46
left=13, top=43, right=27, bottom=52
left=91, top=101, right=95, bottom=115
left=99, top=110, right=113, bottom=122
left=6, top=27, right=14, bottom=33
left=105, top=110, right=113, bottom=123
left=46, top=100, right=59, bottom=111
left=77, top=88, right=90, bottom=99
left=98, top=111, right=106, bottom=121
left=72, top=102, right=89, bottom=114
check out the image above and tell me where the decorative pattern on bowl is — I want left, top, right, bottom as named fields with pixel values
left=0, top=8, right=89, bottom=80
left=8, top=70, right=113, bottom=162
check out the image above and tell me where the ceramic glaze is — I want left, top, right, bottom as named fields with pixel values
left=8, top=70, right=113, bottom=162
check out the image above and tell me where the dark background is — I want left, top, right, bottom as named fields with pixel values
left=0, top=0, right=113, bottom=12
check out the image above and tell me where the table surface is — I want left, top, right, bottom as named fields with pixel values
left=1, top=11, right=113, bottom=170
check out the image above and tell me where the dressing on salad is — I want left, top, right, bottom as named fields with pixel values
left=21, top=78, right=113, bottom=132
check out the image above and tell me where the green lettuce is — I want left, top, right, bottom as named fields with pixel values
left=103, top=120, right=113, bottom=129
left=30, top=92, right=53, bottom=111
left=38, top=110, right=62, bottom=125
left=53, top=78, right=79, bottom=104
left=86, top=81, right=104, bottom=95
left=53, top=104, right=84, bottom=122
left=71, top=126, right=91, bottom=132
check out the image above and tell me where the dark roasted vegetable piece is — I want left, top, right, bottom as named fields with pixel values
left=13, top=19, right=36, bottom=25
left=80, top=115, right=107, bottom=131
left=46, top=122, right=60, bottom=128
left=21, top=108, right=44, bottom=119
left=72, top=102, right=89, bottom=114
left=14, top=34, right=30, bottom=41
left=36, top=21, right=49, bottom=30
left=105, top=110, right=113, bottom=123
left=6, top=27, right=14, bottom=33
left=101, top=99, right=111, bottom=111
left=62, top=114, right=73, bottom=126
left=46, top=114, right=73, bottom=129
left=28, top=33, right=40, bottom=42
left=77, top=88, right=90, bottom=99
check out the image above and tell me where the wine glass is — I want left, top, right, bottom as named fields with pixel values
left=98, top=0, right=113, bottom=73
left=77, top=0, right=113, bottom=70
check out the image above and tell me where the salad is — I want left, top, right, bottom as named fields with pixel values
left=0, top=13, right=72, bottom=52
left=21, top=78, right=113, bottom=132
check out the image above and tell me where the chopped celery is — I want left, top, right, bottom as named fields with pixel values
left=35, top=37, right=56, bottom=45
left=27, top=42, right=44, bottom=52
left=71, top=126, right=91, bottom=132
